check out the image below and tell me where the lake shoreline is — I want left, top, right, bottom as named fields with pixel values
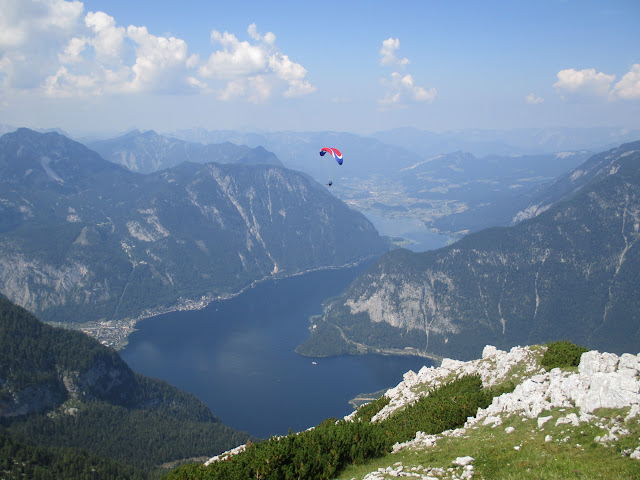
left=55, top=255, right=380, bottom=349
left=120, top=265, right=434, bottom=438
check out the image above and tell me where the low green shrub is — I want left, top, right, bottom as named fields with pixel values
left=353, top=395, right=390, bottom=423
left=541, top=340, right=588, bottom=370
left=381, top=375, right=512, bottom=444
left=165, top=375, right=516, bottom=480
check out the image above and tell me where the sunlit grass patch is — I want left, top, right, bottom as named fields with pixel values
left=337, top=407, right=640, bottom=480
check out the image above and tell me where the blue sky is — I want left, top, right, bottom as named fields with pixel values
left=1, top=0, right=639, bottom=135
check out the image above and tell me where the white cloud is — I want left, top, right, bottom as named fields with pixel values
left=525, top=93, right=544, bottom=104
left=0, top=3, right=313, bottom=102
left=379, top=37, right=409, bottom=67
left=268, top=54, right=316, bottom=97
left=218, top=75, right=271, bottom=103
left=248, top=23, right=275, bottom=45
left=59, top=36, right=87, bottom=64
left=50, top=10, right=130, bottom=96
left=43, top=22, right=199, bottom=97
left=380, top=72, right=437, bottom=107
left=553, top=65, right=640, bottom=101
left=85, top=11, right=126, bottom=65
left=126, top=25, right=198, bottom=93
left=283, top=79, right=315, bottom=98
left=378, top=38, right=435, bottom=108
left=0, top=0, right=200, bottom=96
left=219, top=79, right=245, bottom=101
left=247, top=75, right=270, bottom=103
left=201, top=24, right=315, bottom=102
left=611, top=64, right=640, bottom=100
left=0, top=0, right=84, bottom=89
left=269, top=54, right=305, bottom=83
left=200, top=30, right=268, bottom=79
left=0, top=0, right=83, bottom=49
left=43, top=65, right=97, bottom=96
left=553, top=68, right=615, bottom=97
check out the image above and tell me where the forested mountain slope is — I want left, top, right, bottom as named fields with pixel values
left=298, top=141, right=640, bottom=360
left=0, top=296, right=251, bottom=473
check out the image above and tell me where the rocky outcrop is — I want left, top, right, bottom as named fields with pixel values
left=0, top=362, right=138, bottom=419
left=353, top=345, right=640, bottom=479
left=0, top=385, right=65, bottom=418
left=370, top=345, right=640, bottom=425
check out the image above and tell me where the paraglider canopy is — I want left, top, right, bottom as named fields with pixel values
left=319, top=147, right=342, bottom=186
left=319, top=147, right=343, bottom=165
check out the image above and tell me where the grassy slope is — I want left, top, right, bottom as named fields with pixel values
left=338, top=405, right=640, bottom=479
left=338, top=344, right=640, bottom=479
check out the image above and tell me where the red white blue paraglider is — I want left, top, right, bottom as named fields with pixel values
left=319, top=147, right=343, bottom=165
left=319, top=147, right=342, bottom=186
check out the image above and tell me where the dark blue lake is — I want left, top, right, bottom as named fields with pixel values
left=121, top=264, right=432, bottom=439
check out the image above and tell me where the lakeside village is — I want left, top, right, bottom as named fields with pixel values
left=47, top=293, right=218, bottom=349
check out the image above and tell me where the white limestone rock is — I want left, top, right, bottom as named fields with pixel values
left=556, top=413, right=580, bottom=427
left=579, top=351, right=620, bottom=376
left=453, top=456, right=474, bottom=466
left=482, top=345, right=499, bottom=359
left=204, top=443, right=247, bottom=465
left=625, top=404, right=640, bottom=422
left=205, top=344, right=640, bottom=477
left=464, top=348, right=640, bottom=430
left=618, top=353, right=640, bottom=377
left=575, top=371, right=640, bottom=412
left=538, top=416, right=552, bottom=428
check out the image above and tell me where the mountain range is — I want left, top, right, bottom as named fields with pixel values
left=298, top=141, right=640, bottom=360
left=171, top=126, right=640, bottom=159
left=0, top=128, right=388, bottom=329
left=10, top=125, right=606, bottom=242
left=367, top=149, right=592, bottom=237
left=372, top=126, right=640, bottom=157
left=166, top=128, right=596, bottom=237
left=87, top=129, right=282, bottom=174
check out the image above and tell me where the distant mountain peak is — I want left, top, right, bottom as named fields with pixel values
left=88, top=129, right=284, bottom=173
